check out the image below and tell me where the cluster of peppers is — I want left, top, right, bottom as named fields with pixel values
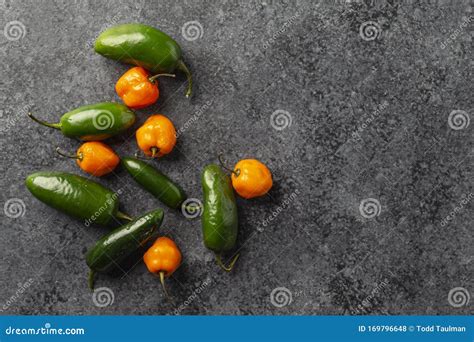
left=25, top=23, right=273, bottom=299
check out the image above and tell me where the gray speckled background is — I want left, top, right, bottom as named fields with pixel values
left=0, top=0, right=472, bottom=315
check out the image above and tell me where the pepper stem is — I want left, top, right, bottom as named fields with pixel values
left=88, top=270, right=96, bottom=291
left=134, top=147, right=159, bottom=160
left=28, top=112, right=61, bottom=130
left=159, top=271, right=174, bottom=305
left=218, top=153, right=239, bottom=177
left=116, top=211, right=132, bottom=221
left=56, top=147, right=81, bottom=160
left=151, top=147, right=158, bottom=158
left=176, top=60, right=193, bottom=98
left=215, top=253, right=240, bottom=272
left=148, top=73, right=176, bottom=83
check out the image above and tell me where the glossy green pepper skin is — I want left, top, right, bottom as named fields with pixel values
left=94, top=23, right=193, bottom=98
left=28, top=102, right=136, bottom=141
left=25, top=172, right=129, bottom=226
left=86, top=208, right=164, bottom=289
left=201, top=164, right=238, bottom=252
left=122, top=157, right=186, bottom=209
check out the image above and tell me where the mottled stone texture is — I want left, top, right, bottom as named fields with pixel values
left=0, top=0, right=472, bottom=315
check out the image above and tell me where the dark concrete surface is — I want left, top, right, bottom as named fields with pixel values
left=0, top=0, right=472, bottom=315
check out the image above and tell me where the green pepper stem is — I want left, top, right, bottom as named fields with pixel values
left=56, top=147, right=81, bottom=160
left=28, top=112, right=61, bottom=130
left=88, top=270, right=96, bottom=291
left=148, top=73, right=176, bottom=83
left=215, top=253, right=240, bottom=272
left=116, top=211, right=132, bottom=221
left=176, top=60, right=193, bottom=98
left=159, top=271, right=174, bottom=305
left=218, top=153, right=239, bottom=177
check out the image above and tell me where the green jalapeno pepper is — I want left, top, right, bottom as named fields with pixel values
left=121, top=157, right=186, bottom=209
left=25, top=172, right=130, bottom=226
left=94, top=23, right=193, bottom=98
left=27, top=102, right=136, bottom=141
left=201, top=164, right=239, bottom=272
left=86, top=208, right=164, bottom=289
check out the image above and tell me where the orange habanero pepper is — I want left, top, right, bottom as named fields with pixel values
left=143, top=236, right=182, bottom=299
left=136, top=114, right=177, bottom=158
left=115, top=66, right=175, bottom=109
left=56, top=142, right=120, bottom=177
left=219, top=155, right=273, bottom=199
